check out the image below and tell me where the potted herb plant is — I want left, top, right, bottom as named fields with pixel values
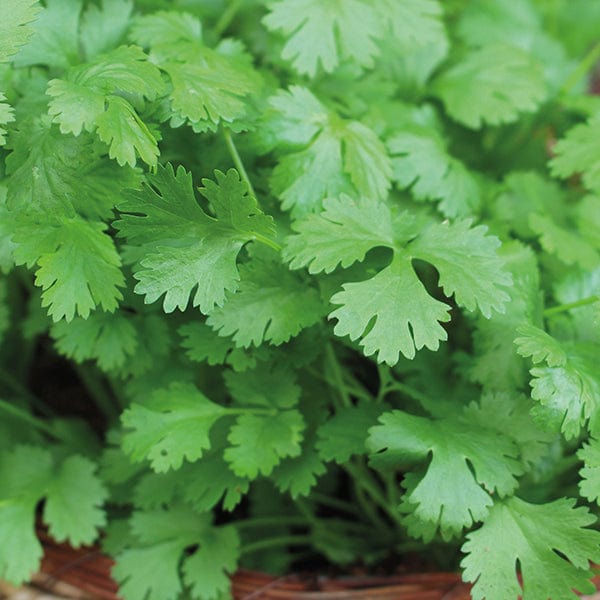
left=1, top=1, right=600, bottom=599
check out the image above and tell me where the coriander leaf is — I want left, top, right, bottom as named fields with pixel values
left=263, top=0, right=381, bottom=76
left=368, top=411, right=521, bottom=538
left=14, top=0, right=81, bottom=69
left=514, top=324, right=567, bottom=367
left=114, top=507, right=237, bottom=600
left=262, top=87, right=391, bottom=216
left=96, top=94, right=159, bottom=167
left=183, top=454, right=249, bottom=512
left=283, top=195, right=401, bottom=274
left=529, top=213, right=599, bottom=269
left=224, top=410, right=304, bottom=478
left=0, top=93, right=15, bottom=146
left=121, top=382, right=227, bottom=472
left=6, top=118, right=141, bottom=220
left=317, top=402, right=385, bottom=464
left=0, top=447, right=106, bottom=584
left=0, top=0, right=41, bottom=63
left=16, top=217, right=124, bottom=322
left=116, top=164, right=276, bottom=313
left=51, top=310, right=137, bottom=372
left=529, top=343, right=600, bottom=439
left=182, top=525, right=240, bottom=600
left=579, top=438, right=600, bottom=504
left=130, top=11, right=259, bottom=130
left=207, top=258, right=323, bottom=348
left=80, top=0, right=133, bottom=60
left=410, top=219, right=512, bottom=318
left=224, top=364, right=300, bottom=409
left=44, top=455, right=108, bottom=546
left=179, top=321, right=232, bottom=365
left=462, top=497, right=600, bottom=600
left=330, top=256, right=451, bottom=364
left=271, top=447, right=326, bottom=498
left=388, top=130, right=480, bottom=218
left=433, top=44, right=546, bottom=128
left=550, top=115, right=600, bottom=194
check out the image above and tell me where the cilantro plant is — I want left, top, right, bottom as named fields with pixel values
left=1, top=1, right=600, bottom=599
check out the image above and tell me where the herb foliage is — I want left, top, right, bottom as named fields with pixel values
left=1, top=1, right=600, bottom=599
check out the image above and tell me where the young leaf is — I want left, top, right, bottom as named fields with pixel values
left=0, top=0, right=41, bottom=62
left=368, top=410, right=521, bottom=538
left=579, top=438, right=600, bottom=504
left=271, top=447, right=326, bottom=498
left=121, top=382, right=228, bottom=472
left=514, top=324, right=567, bottom=367
left=116, top=164, right=276, bottom=313
left=0, top=93, right=15, bottom=145
left=224, top=410, right=304, bottom=478
left=329, top=256, right=451, bottom=364
left=462, top=497, right=600, bottom=600
left=207, top=258, right=323, bottom=348
left=433, top=44, right=546, bottom=128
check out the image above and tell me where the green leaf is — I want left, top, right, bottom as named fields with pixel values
left=179, top=321, right=233, bottom=365
left=0, top=0, right=41, bottom=63
left=0, top=447, right=106, bottom=583
left=263, top=0, right=381, bottom=76
left=0, top=93, right=15, bottom=145
left=462, top=497, right=600, bottom=600
left=529, top=343, right=600, bottom=439
left=13, top=216, right=124, bottom=322
left=388, top=130, right=480, bottom=218
left=433, top=44, right=546, bottom=128
left=51, top=310, right=137, bottom=371
left=410, top=219, right=512, bottom=318
left=514, top=324, right=567, bottom=367
left=550, top=115, right=600, bottom=194
left=207, top=258, right=323, bottom=348
left=283, top=195, right=403, bottom=274
left=579, top=437, right=600, bottom=504
left=121, top=382, right=227, bottom=472
left=263, top=0, right=445, bottom=77
left=368, top=411, right=521, bottom=539
left=116, top=164, right=275, bottom=313
left=96, top=94, right=159, bottom=167
left=263, top=87, right=391, bottom=216
left=330, top=256, right=451, bottom=364
left=317, top=402, right=385, bottom=464
left=271, top=447, right=326, bottom=498
left=14, top=0, right=81, bottom=69
left=114, top=506, right=238, bottom=600
left=80, top=0, right=133, bottom=60
left=44, top=455, right=108, bottom=546
left=225, top=410, right=304, bottom=478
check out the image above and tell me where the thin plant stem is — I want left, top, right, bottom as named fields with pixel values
left=74, top=364, right=120, bottom=422
left=235, top=516, right=310, bottom=529
left=310, top=492, right=360, bottom=515
left=222, top=127, right=257, bottom=198
left=544, top=295, right=599, bottom=317
left=0, top=367, right=53, bottom=416
left=0, top=398, right=58, bottom=438
left=214, top=0, right=243, bottom=38
left=324, top=343, right=352, bottom=409
left=240, top=535, right=313, bottom=556
left=560, top=41, right=600, bottom=95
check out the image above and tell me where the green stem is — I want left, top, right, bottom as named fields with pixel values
left=324, top=343, right=352, bottom=409
left=384, top=381, right=434, bottom=410
left=560, top=41, right=600, bottom=95
left=222, top=128, right=282, bottom=252
left=0, top=398, right=59, bottom=438
left=354, top=481, right=388, bottom=533
left=222, top=128, right=257, bottom=198
left=344, top=461, right=403, bottom=527
left=74, top=364, right=120, bottom=421
left=310, top=492, right=360, bottom=515
left=235, top=516, right=309, bottom=529
left=240, top=535, right=312, bottom=556
left=0, top=367, right=52, bottom=416
left=213, top=0, right=243, bottom=37
left=544, top=295, right=599, bottom=317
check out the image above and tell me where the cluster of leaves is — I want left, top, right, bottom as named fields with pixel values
left=1, top=1, right=600, bottom=599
